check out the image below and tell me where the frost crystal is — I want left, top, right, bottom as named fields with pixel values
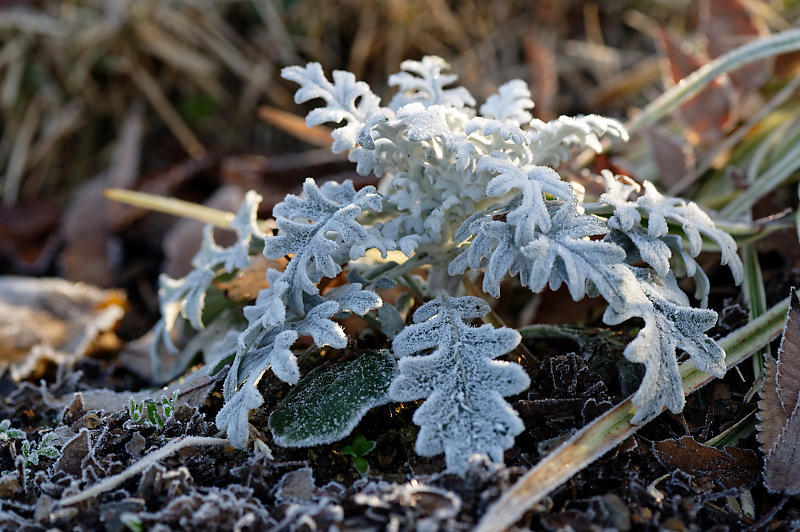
left=390, top=296, right=529, bottom=472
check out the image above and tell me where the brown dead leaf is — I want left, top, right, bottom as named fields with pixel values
left=775, top=290, right=800, bottom=417
left=652, top=435, right=760, bottom=491
left=757, top=354, right=784, bottom=455
left=700, top=0, right=772, bottom=94
left=657, top=27, right=737, bottom=144
left=215, top=254, right=286, bottom=302
left=641, top=125, right=696, bottom=189
left=759, top=289, right=800, bottom=494
left=764, top=403, right=800, bottom=494
left=522, top=34, right=557, bottom=122
left=0, top=276, right=125, bottom=380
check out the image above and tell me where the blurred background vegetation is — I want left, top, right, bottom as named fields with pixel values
left=1, top=0, right=799, bottom=335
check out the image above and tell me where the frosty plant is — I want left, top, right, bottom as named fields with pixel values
left=149, top=56, right=743, bottom=474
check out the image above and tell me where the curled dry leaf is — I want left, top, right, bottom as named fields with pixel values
left=652, top=435, right=760, bottom=491
left=0, top=276, right=125, bottom=380
left=759, top=288, right=800, bottom=494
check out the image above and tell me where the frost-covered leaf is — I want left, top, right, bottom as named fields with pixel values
left=603, top=268, right=725, bottom=423
left=281, top=62, right=382, bottom=153
left=390, top=295, right=529, bottom=473
left=388, top=56, right=475, bottom=110
left=480, top=80, right=534, bottom=126
left=215, top=379, right=265, bottom=449
left=599, top=172, right=742, bottom=304
left=451, top=201, right=630, bottom=306
left=636, top=182, right=742, bottom=283
left=157, top=268, right=215, bottom=333
left=527, top=114, right=628, bottom=166
left=0, top=420, right=24, bottom=441
left=192, top=191, right=265, bottom=272
left=479, top=153, right=573, bottom=237
left=264, top=178, right=384, bottom=315
left=269, top=350, right=397, bottom=447
left=517, top=202, right=627, bottom=308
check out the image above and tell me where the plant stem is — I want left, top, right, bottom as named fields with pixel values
left=58, top=436, right=230, bottom=507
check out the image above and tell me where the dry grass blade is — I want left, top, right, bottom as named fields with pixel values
left=721, top=135, right=800, bottom=218
left=475, top=295, right=791, bottom=532
left=126, top=58, right=205, bottom=159
left=104, top=188, right=235, bottom=230
left=57, top=436, right=230, bottom=506
left=258, top=106, right=334, bottom=148
left=2, top=96, right=42, bottom=205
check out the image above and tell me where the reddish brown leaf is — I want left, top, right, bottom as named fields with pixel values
left=652, top=435, right=760, bottom=491
left=700, top=0, right=772, bottom=93
left=760, top=289, right=800, bottom=494
left=776, top=290, right=800, bottom=416
left=657, top=27, right=737, bottom=144
left=764, top=402, right=800, bottom=494
left=641, top=125, right=696, bottom=189
left=758, top=354, right=785, bottom=455
left=523, top=34, right=557, bottom=122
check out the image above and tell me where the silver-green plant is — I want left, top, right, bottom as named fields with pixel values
left=152, top=56, right=742, bottom=474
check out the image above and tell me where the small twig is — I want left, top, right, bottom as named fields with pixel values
left=58, top=436, right=229, bottom=507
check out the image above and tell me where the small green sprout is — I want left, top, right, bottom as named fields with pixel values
left=0, top=419, right=25, bottom=441
left=128, top=390, right=179, bottom=430
left=21, top=433, right=59, bottom=467
left=342, top=434, right=376, bottom=476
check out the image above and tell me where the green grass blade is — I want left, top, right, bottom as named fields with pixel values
left=720, top=140, right=800, bottom=218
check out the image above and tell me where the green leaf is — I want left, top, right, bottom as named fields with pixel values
left=342, top=434, right=375, bottom=458
left=352, top=457, right=369, bottom=475
left=269, top=350, right=397, bottom=447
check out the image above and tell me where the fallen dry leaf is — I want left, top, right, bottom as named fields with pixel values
left=0, top=276, right=126, bottom=380
left=700, top=0, right=772, bottom=94
left=657, top=27, right=737, bottom=145
left=641, top=125, right=696, bottom=189
left=759, top=288, right=800, bottom=494
left=652, top=435, right=760, bottom=491
left=215, top=254, right=286, bottom=302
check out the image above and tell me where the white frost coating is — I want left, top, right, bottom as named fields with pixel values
left=390, top=295, right=530, bottom=473
left=602, top=268, right=725, bottom=423
left=480, top=79, right=534, bottom=126
left=388, top=56, right=476, bottom=110
left=527, top=114, right=629, bottom=167
left=281, top=62, right=381, bottom=153
left=599, top=170, right=743, bottom=307
left=153, top=192, right=265, bottom=352
left=266, top=178, right=385, bottom=315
